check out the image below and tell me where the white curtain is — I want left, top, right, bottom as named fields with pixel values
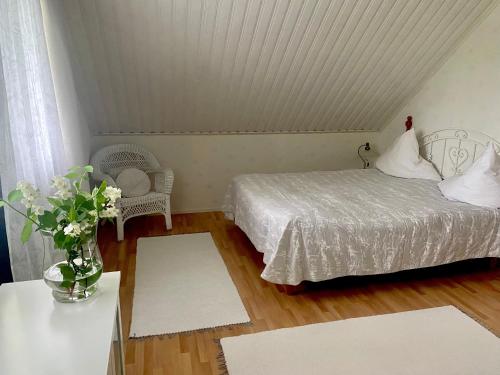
left=0, top=0, right=67, bottom=281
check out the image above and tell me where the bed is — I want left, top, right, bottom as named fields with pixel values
left=223, top=127, right=500, bottom=286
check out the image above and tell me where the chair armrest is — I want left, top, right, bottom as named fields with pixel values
left=148, top=168, right=174, bottom=195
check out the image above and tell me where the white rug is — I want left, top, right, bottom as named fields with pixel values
left=129, top=233, right=250, bottom=337
left=221, top=306, right=500, bottom=375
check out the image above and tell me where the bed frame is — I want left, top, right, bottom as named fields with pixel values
left=282, top=117, right=499, bottom=295
left=406, top=116, right=500, bottom=179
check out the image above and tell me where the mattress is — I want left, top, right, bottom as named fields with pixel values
left=223, top=169, right=500, bottom=285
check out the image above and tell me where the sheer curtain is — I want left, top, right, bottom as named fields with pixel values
left=0, top=0, right=67, bottom=280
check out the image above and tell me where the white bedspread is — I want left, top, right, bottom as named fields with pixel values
left=223, top=169, right=500, bottom=285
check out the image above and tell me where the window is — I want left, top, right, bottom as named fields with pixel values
left=0, top=178, right=13, bottom=284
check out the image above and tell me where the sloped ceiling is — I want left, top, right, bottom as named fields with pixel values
left=60, top=0, right=497, bottom=134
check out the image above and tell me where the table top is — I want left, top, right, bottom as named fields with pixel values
left=0, top=272, right=120, bottom=375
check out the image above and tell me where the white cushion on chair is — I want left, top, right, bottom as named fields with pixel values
left=116, top=168, right=151, bottom=197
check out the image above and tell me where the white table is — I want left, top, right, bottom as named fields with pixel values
left=0, top=272, right=124, bottom=375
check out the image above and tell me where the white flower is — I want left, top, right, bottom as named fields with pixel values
left=51, top=176, right=68, bottom=191
left=87, top=210, right=98, bottom=225
left=16, top=181, right=40, bottom=208
left=63, top=223, right=82, bottom=238
left=55, top=189, right=73, bottom=200
left=17, top=181, right=36, bottom=194
left=31, top=205, right=43, bottom=216
left=77, top=220, right=94, bottom=235
left=21, top=198, right=33, bottom=208
left=51, top=176, right=72, bottom=200
left=99, top=206, right=119, bottom=218
left=16, top=181, right=27, bottom=190
left=103, top=186, right=121, bottom=204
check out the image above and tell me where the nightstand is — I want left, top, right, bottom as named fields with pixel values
left=0, top=272, right=124, bottom=375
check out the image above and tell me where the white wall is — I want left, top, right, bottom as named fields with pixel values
left=378, top=3, right=500, bottom=150
left=41, top=0, right=91, bottom=168
left=92, top=132, right=376, bottom=213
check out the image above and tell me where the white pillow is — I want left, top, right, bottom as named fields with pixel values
left=375, top=128, right=441, bottom=181
left=438, top=143, right=500, bottom=208
left=116, top=168, right=151, bottom=197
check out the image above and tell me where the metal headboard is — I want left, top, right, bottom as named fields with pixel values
left=419, top=129, right=500, bottom=178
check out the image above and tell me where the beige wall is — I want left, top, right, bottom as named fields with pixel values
left=90, top=2, right=500, bottom=214
left=378, top=3, right=500, bottom=150
left=92, top=132, right=377, bottom=213
left=41, top=0, right=91, bottom=168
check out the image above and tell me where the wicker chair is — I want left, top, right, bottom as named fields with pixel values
left=90, top=144, right=174, bottom=241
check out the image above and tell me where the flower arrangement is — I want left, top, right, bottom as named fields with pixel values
left=0, top=165, right=121, bottom=301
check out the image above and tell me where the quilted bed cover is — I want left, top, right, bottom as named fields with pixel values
left=223, top=169, right=500, bottom=285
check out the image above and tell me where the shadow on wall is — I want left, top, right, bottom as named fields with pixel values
left=0, top=178, right=13, bottom=284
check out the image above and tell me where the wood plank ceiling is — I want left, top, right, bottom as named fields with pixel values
left=60, top=0, right=497, bottom=134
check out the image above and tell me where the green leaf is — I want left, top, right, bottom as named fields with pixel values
left=97, top=180, right=107, bottom=194
left=75, top=194, right=87, bottom=207
left=20, top=220, right=33, bottom=244
left=79, top=199, right=95, bottom=211
left=68, top=206, right=77, bottom=221
left=62, top=236, right=77, bottom=252
left=58, top=263, right=76, bottom=282
left=47, top=197, right=62, bottom=207
left=78, top=266, right=102, bottom=288
left=64, top=172, right=80, bottom=180
left=59, top=204, right=72, bottom=213
left=77, top=211, right=89, bottom=221
left=38, top=211, right=58, bottom=229
left=0, top=200, right=5, bottom=208
left=53, top=230, right=66, bottom=249
left=60, top=280, right=74, bottom=289
left=84, top=165, right=94, bottom=173
left=95, top=195, right=106, bottom=209
left=8, top=189, right=22, bottom=203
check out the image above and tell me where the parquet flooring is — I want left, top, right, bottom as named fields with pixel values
left=97, top=212, right=500, bottom=375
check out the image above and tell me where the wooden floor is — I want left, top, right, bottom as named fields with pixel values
left=98, top=212, right=500, bottom=375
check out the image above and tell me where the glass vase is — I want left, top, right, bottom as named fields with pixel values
left=43, top=238, right=103, bottom=303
